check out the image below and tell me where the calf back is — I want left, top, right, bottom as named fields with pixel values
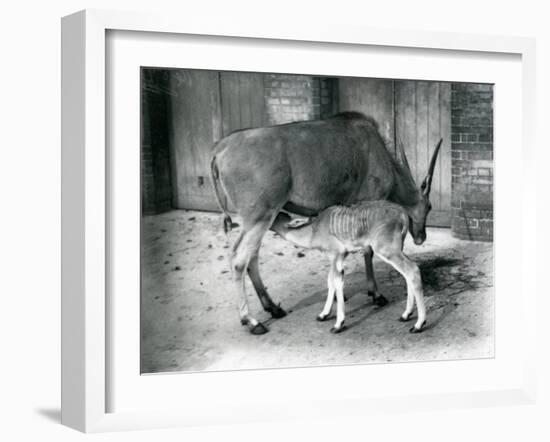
left=314, top=201, right=408, bottom=248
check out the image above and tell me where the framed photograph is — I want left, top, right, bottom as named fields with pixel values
left=61, top=9, right=537, bottom=432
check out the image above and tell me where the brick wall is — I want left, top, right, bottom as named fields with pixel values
left=141, top=141, right=155, bottom=213
left=264, top=74, right=323, bottom=124
left=141, top=69, right=173, bottom=215
left=450, top=83, right=494, bottom=241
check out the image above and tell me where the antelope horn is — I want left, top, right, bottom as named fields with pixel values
left=421, top=138, right=443, bottom=196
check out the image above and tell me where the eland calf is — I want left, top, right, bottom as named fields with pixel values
left=270, top=201, right=427, bottom=333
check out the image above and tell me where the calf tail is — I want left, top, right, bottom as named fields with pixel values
left=210, top=155, right=233, bottom=234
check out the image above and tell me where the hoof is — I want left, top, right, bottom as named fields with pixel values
left=269, top=304, right=287, bottom=319
left=330, top=324, right=346, bottom=334
left=316, top=314, right=328, bottom=322
left=399, top=314, right=413, bottom=322
left=409, top=320, right=427, bottom=334
left=373, top=295, right=388, bottom=307
left=250, top=322, right=269, bottom=335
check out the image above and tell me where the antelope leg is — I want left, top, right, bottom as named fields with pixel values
left=230, top=219, right=273, bottom=335
left=248, top=252, right=286, bottom=318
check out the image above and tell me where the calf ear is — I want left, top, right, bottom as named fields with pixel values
left=287, top=217, right=313, bottom=229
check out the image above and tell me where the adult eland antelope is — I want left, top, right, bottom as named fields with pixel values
left=210, top=112, right=442, bottom=334
left=270, top=202, right=426, bottom=334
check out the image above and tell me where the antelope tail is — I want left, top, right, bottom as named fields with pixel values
left=210, top=155, right=233, bottom=234
left=401, top=211, right=410, bottom=240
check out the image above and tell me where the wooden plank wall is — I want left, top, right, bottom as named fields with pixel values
left=339, top=78, right=451, bottom=227
left=394, top=81, right=451, bottom=226
left=338, top=78, right=396, bottom=154
left=220, top=72, right=265, bottom=135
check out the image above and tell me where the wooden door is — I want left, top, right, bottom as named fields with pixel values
left=394, top=81, right=451, bottom=227
left=168, top=70, right=266, bottom=211
left=168, top=70, right=223, bottom=211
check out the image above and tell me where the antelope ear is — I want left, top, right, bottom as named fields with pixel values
left=396, top=136, right=413, bottom=178
left=421, top=138, right=443, bottom=196
left=420, top=177, right=428, bottom=191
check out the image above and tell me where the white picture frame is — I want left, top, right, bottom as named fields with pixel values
left=61, top=9, right=537, bottom=433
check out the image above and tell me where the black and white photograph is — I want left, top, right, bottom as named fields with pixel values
left=140, top=68, right=494, bottom=374
left=5, top=0, right=549, bottom=439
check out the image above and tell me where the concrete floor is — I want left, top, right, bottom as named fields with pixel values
left=141, top=210, right=494, bottom=374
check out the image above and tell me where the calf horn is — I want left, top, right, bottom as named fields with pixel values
left=421, top=138, right=443, bottom=196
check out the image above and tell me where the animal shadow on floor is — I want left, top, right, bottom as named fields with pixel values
left=416, top=254, right=486, bottom=331
left=417, top=255, right=464, bottom=290
left=341, top=295, right=392, bottom=331
left=284, top=276, right=373, bottom=316
left=279, top=278, right=391, bottom=331
left=262, top=288, right=340, bottom=327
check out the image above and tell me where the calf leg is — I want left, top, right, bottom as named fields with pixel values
left=363, top=248, right=388, bottom=306
left=247, top=253, right=286, bottom=318
left=317, top=261, right=336, bottom=321
left=375, top=250, right=426, bottom=333
left=399, top=285, right=416, bottom=322
left=330, top=254, right=347, bottom=333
